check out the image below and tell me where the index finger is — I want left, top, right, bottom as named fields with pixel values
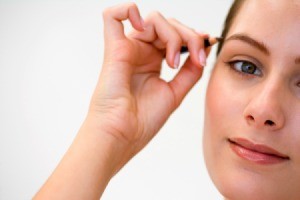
left=102, top=3, right=145, bottom=42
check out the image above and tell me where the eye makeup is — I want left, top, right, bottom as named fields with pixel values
left=219, top=42, right=265, bottom=79
left=225, top=60, right=262, bottom=77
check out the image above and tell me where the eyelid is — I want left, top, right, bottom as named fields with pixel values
left=227, top=55, right=264, bottom=72
left=225, top=59, right=263, bottom=77
left=231, top=60, right=261, bottom=75
left=230, top=55, right=263, bottom=68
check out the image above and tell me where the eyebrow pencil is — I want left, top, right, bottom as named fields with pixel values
left=180, top=37, right=223, bottom=54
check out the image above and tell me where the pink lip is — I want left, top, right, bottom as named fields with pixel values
left=228, top=138, right=289, bottom=164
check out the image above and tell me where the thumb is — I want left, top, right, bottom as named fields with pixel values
left=168, top=56, right=204, bottom=107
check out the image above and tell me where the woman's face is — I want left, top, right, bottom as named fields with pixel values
left=203, top=0, right=300, bottom=199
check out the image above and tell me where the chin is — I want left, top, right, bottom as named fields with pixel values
left=209, top=167, right=276, bottom=200
left=203, top=135, right=295, bottom=200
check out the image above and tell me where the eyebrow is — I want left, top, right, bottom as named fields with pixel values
left=225, top=33, right=300, bottom=65
left=225, top=33, right=270, bottom=56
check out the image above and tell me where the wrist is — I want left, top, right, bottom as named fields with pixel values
left=78, top=116, right=133, bottom=173
left=34, top=117, right=132, bottom=200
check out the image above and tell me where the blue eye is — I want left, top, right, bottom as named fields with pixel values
left=230, top=60, right=261, bottom=76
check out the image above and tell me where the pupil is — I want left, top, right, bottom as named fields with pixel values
left=242, top=62, right=255, bottom=74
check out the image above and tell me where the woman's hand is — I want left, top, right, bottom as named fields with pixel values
left=34, top=3, right=211, bottom=199
left=86, top=2, right=209, bottom=170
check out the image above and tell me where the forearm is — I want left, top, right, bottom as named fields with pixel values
left=33, top=2, right=208, bottom=198
left=33, top=119, right=128, bottom=200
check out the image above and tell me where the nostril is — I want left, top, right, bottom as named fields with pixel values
left=247, top=115, right=255, bottom=121
left=265, top=120, right=275, bottom=126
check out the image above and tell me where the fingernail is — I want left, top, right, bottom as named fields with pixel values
left=140, top=17, right=146, bottom=30
left=199, top=49, right=206, bottom=67
left=174, top=52, right=180, bottom=69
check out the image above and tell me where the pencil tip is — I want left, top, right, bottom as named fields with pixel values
left=216, top=37, right=224, bottom=42
left=207, top=37, right=223, bottom=47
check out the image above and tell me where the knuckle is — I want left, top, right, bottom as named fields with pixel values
left=172, top=34, right=182, bottom=45
left=127, top=2, right=137, bottom=9
left=168, top=17, right=179, bottom=24
left=148, top=11, right=163, bottom=19
left=193, top=36, right=203, bottom=45
left=184, top=26, right=196, bottom=35
left=187, top=32, right=202, bottom=45
left=124, top=2, right=138, bottom=12
left=177, top=34, right=183, bottom=43
left=102, top=7, right=112, bottom=18
left=102, top=2, right=138, bottom=19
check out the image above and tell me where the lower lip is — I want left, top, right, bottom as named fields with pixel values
left=229, top=141, right=287, bottom=165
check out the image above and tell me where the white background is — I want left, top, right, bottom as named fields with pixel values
left=0, top=0, right=232, bottom=199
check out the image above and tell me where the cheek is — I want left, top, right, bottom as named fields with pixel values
left=204, top=66, right=244, bottom=136
left=204, top=65, right=300, bottom=198
left=289, top=113, right=300, bottom=164
left=203, top=65, right=249, bottom=195
left=203, top=66, right=235, bottom=160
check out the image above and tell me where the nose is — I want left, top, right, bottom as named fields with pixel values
left=243, top=83, right=285, bottom=131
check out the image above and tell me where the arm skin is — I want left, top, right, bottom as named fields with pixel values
left=34, top=2, right=208, bottom=199
left=33, top=118, right=129, bottom=199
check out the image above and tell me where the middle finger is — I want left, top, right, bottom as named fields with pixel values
left=131, top=11, right=183, bottom=69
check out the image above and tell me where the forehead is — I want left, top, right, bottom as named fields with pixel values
left=224, top=0, right=300, bottom=59
left=227, top=0, right=300, bottom=43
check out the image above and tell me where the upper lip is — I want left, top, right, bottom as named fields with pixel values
left=228, top=137, right=290, bottom=159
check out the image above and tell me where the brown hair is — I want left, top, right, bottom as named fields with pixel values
left=216, top=0, right=245, bottom=55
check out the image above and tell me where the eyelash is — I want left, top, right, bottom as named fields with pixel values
left=224, top=60, right=300, bottom=89
left=225, top=60, right=262, bottom=77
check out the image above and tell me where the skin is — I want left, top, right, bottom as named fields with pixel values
left=34, top=1, right=300, bottom=199
left=203, top=0, right=300, bottom=199
left=34, top=3, right=209, bottom=199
